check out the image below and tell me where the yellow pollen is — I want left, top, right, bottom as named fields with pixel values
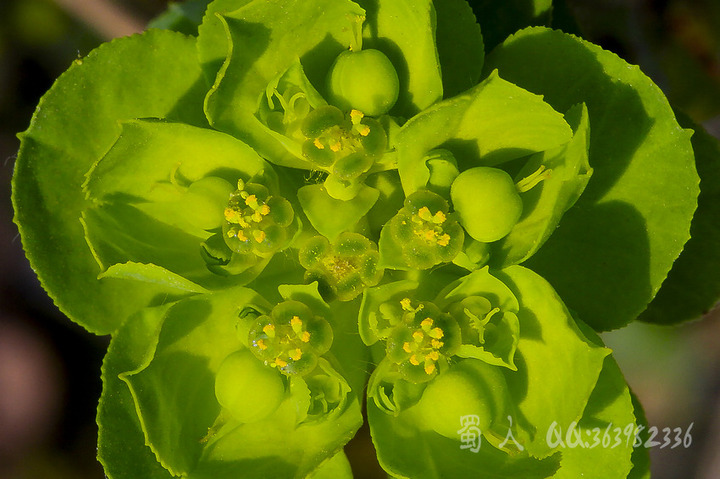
left=236, top=230, right=248, bottom=242
left=431, top=339, right=443, bottom=349
left=252, top=211, right=263, bottom=223
left=433, top=211, right=446, bottom=224
left=224, top=207, right=238, bottom=222
left=430, top=327, right=444, bottom=339
left=350, top=109, right=364, bottom=123
left=245, top=194, right=257, bottom=206
left=253, top=230, right=267, bottom=243
left=421, top=318, right=434, bottom=328
left=400, top=298, right=412, bottom=311
left=263, top=323, right=275, bottom=334
left=313, top=138, right=325, bottom=149
left=409, top=355, right=420, bottom=366
left=437, top=234, right=450, bottom=247
left=422, top=229, right=438, bottom=241
left=424, top=363, right=436, bottom=375
left=403, top=342, right=412, bottom=353
left=358, top=125, right=371, bottom=136
left=301, top=331, right=311, bottom=342
left=330, top=141, right=342, bottom=152
left=290, top=348, right=303, bottom=361
left=274, top=358, right=287, bottom=368
left=417, top=206, right=432, bottom=221
left=412, top=331, right=424, bottom=342
left=427, top=350, right=440, bottom=361
left=260, top=204, right=271, bottom=215
left=291, top=316, right=302, bottom=327
left=256, top=339, right=267, bottom=350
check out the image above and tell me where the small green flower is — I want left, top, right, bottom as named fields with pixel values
left=222, top=179, right=296, bottom=257
left=384, top=189, right=464, bottom=269
left=299, top=232, right=383, bottom=301
left=247, top=300, right=333, bottom=376
left=384, top=299, right=461, bottom=383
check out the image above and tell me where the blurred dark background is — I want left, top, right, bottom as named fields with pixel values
left=0, top=1, right=718, bottom=478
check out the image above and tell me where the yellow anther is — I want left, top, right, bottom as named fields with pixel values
left=350, top=109, right=364, bottom=124
left=422, top=229, right=438, bottom=241
left=226, top=228, right=236, bottom=239
left=236, top=230, right=248, bottom=242
left=237, top=179, right=245, bottom=191
left=421, top=318, right=434, bottom=329
left=427, top=350, right=440, bottom=361
left=263, top=323, right=275, bottom=335
left=274, top=358, right=287, bottom=368
left=253, top=230, right=267, bottom=243
left=409, top=355, right=420, bottom=366
left=301, top=331, right=311, bottom=343
left=424, top=363, right=436, bottom=375
left=403, top=342, right=412, bottom=353
left=313, top=138, right=325, bottom=150
left=431, top=338, right=444, bottom=349
left=291, top=316, right=302, bottom=328
left=252, top=211, right=263, bottom=223
left=290, top=348, right=303, bottom=361
left=245, top=194, right=258, bottom=207
left=357, top=124, right=371, bottom=137
left=412, top=331, right=424, bottom=342
left=330, top=141, right=342, bottom=152
left=400, top=298, right=413, bottom=311
left=224, top=207, right=238, bottom=222
left=430, top=327, right=444, bottom=339
left=260, top=204, right=271, bottom=215
left=437, top=234, right=451, bottom=247
left=417, top=206, right=433, bottom=222
left=432, top=211, right=446, bottom=224
left=256, top=339, right=267, bottom=350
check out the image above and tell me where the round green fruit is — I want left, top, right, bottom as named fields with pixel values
left=326, top=48, right=399, bottom=116
left=214, top=349, right=285, bottom=423
left=450, top=167, right=523, bottom=243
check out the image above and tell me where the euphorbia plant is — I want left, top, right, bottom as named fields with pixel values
left=11, top=0, right=718, bottom=477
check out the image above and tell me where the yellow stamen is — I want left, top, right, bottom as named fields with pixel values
left=313, top=138, right=325, bottom=149
left=290, top=348, right=303, bottom=361
left=260, top=204, right=271, bottom=215
left=412, top=331, right=424, bottom=342
left=274, top=358, right=287, bottom=368
left=253, top=230, right=266, bottom=243
left=424, top=363, right=436, bottom=375
left=431, top=339, right=443, bottom=349
left=330, top=141, right=342, bottom=152
left=357, top=124, right=371, bottom=137
left=430, top=327, right=444, bottom=339
left=437, top=234, right=450, bottom=247
left=409, top=355, right=420, bottom=366
left=427, top=350, right=440, bottom=361
left=263, top=324, right=275, bottom=336
left=291, top=316, right=302, bottom=328
left=433, top=211, right=446, bottom=224
left=245, top=194, right=258, bottom=207
left=422, top=229, right=437, bottom=241
left=252, top=211, right=263, bottom=223
left=256, top=339, right=267, bottom=350
left=301, top=331, right=311, bottom=342
left=421, top=318, right=434, bottom=329
left=350, top=109, right=364, bottom=124
left=236, top=230, right=248, bottom=242
left=400, top=298, right=412, bottom=311
left=417, top=206, right=432, bottom=222
left=403, top=342, right=412, bottom=353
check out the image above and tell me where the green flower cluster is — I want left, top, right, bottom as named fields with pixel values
left=11, top=0, right=704, bottom=478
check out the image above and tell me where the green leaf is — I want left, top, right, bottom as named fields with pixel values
left=492, top=265, right=610, bottom=458
left=307, top=451, right=353, bottom=479
left=298, top=183, right=379, bottom=239
left=469, top=0, right=552, bottom=52
left=122, top=287, right=363, bottom=478
left=367, top=398, right=560, bottom=479
left=97, top=305, right=174, bottom=479
left=11, top=30, right=209, bottom=334
left=355, top=0, right=443, bottom=116
left=490, top=103, right=593, bottom=267
left=433, top=0, right=485, bottom=98
left=203, top=0, right=366, bottom=167
left=639, top=113, right=720, bottom=324
left=395, top=70, right=573, bottom=196
left=486, top=27, right=699, bottom=330
left=551, top=354, right=636, bottom=478
left=99, top=262, right=209, bottom=294
left=148, top=0, right=212, bottom=35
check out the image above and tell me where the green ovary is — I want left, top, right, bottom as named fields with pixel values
left=223, top=179, right=295, bottom=257
left=387, top=189, right=464, bottom=269
left=247, top=300, right=333, bottom=376
left=299, top=232, right=383, bottom=301
left=214, top=349, right=285, bottom=423
left=326, top=48, right=399, bottom=116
